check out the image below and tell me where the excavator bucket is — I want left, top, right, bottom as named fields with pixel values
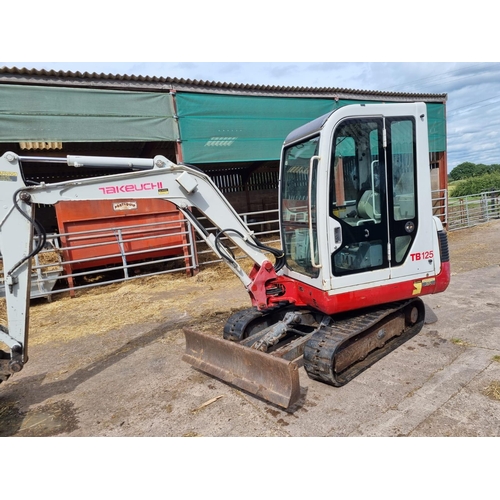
left=182, top=328, right=301, bottom=408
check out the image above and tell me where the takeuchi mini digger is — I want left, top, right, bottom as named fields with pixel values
left=0, top=102, right=450, bottom=408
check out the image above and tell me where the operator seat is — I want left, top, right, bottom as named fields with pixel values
left=342, top=189, right=381, bottom=226
left=356, top=190, right=380, bottom=221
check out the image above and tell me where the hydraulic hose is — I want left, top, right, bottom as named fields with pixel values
left=7, top=187, right=47, bottom=277
left=214, top=229, right=285, bottom=272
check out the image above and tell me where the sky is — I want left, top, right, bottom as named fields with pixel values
left=2, top=60, right=498, bottom=172
left=2, top=1, right=499, bottom=175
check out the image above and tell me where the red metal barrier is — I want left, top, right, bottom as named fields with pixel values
left=55, top=199, right=193, bottom=295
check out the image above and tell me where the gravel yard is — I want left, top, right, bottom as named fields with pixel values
left=1, top=219, right=499, bottom=438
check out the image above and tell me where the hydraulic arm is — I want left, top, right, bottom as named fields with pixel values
left=0, top=152, right=282, bottom=381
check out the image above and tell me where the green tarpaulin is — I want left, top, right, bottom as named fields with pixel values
left=176, top=93, right=446, bottom=163
left=0, top=84, right=178, bottom=142
left=0, top=84, right=446, bottom=161
left=426, top=103, right=447, bottom=153
left=176, top=93, right=335, bottom=163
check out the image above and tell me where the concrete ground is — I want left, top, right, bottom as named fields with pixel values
left=1, top=221, right=499, bottom=437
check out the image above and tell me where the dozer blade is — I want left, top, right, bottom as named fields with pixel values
left=182, top=328, right=301, bottom=408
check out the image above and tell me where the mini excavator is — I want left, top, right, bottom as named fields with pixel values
left=0, top=102, right=450, bottom=408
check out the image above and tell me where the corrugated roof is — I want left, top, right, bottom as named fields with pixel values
left=0, top=66, right=448, bottom=101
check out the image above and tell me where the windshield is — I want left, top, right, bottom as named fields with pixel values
left=281, top=136, right=320, bottom=278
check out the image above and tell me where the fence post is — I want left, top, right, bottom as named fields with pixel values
left=185, top=219, right=199, bottom=276
left=481, top=193, right=488, bottom=222
left=444, top=189, right=448, bottom=227
left=115, top=228, right=129, bottom=280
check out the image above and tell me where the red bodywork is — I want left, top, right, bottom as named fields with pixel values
left=248, top=261, right=451, bottom=316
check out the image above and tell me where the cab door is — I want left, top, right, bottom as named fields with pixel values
left=327, top=113, right=420, bottom=289
left=328, top=116, right=391, bottom=287
left=385, top=117, right=419, bottom=271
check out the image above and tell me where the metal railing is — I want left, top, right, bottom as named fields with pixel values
left=194, top=208, right=280, bottom=266
left=0, top=219, right=199, bottom=299
left=431, top=188, right=500, bottom=230
left=0, top=208, right=281, bottom=299
left=447, top=189, right=500, bottom=230
left=2, top=190, right=499, bottom=300
left=431, top=189, right=448, bottom=226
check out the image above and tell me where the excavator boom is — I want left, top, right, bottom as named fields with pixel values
left=0, top=151, right=282, bottom=382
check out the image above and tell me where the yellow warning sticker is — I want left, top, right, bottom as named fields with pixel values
left=0, top=171, right=17, bottom=181
left=158, top=188, right=170, bottom=195
left=412, top=282, right=422, bottom=295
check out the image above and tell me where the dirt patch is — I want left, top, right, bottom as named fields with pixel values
left=482, top=381, right=500, bottom=401
left=448, top=219, right=500, bottom=273
left=0, top=263, right=246, bottom=349
left=0, top=399, right=78, bottom=437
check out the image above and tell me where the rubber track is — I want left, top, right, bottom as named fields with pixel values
left=1, top=324, right=12, bottom=383
left=223, top=308, right=263, bottom=341
left=223, top=304, right=291, bottom=342
left=303, top=299, right=424, bottom=387
left=0, top=349, right=11, bottom=384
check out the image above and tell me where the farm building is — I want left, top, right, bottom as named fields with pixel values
left=0, top=66, right=448, bottom=295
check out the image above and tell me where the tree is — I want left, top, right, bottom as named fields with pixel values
left=449, top=162, right=500, bottom=182
left=449, top=162, right=480, bottom=181
left=450, top=172, right=500, bottom=197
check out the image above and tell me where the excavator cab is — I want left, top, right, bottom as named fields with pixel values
left=279, top=102, right=447, bottom=313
